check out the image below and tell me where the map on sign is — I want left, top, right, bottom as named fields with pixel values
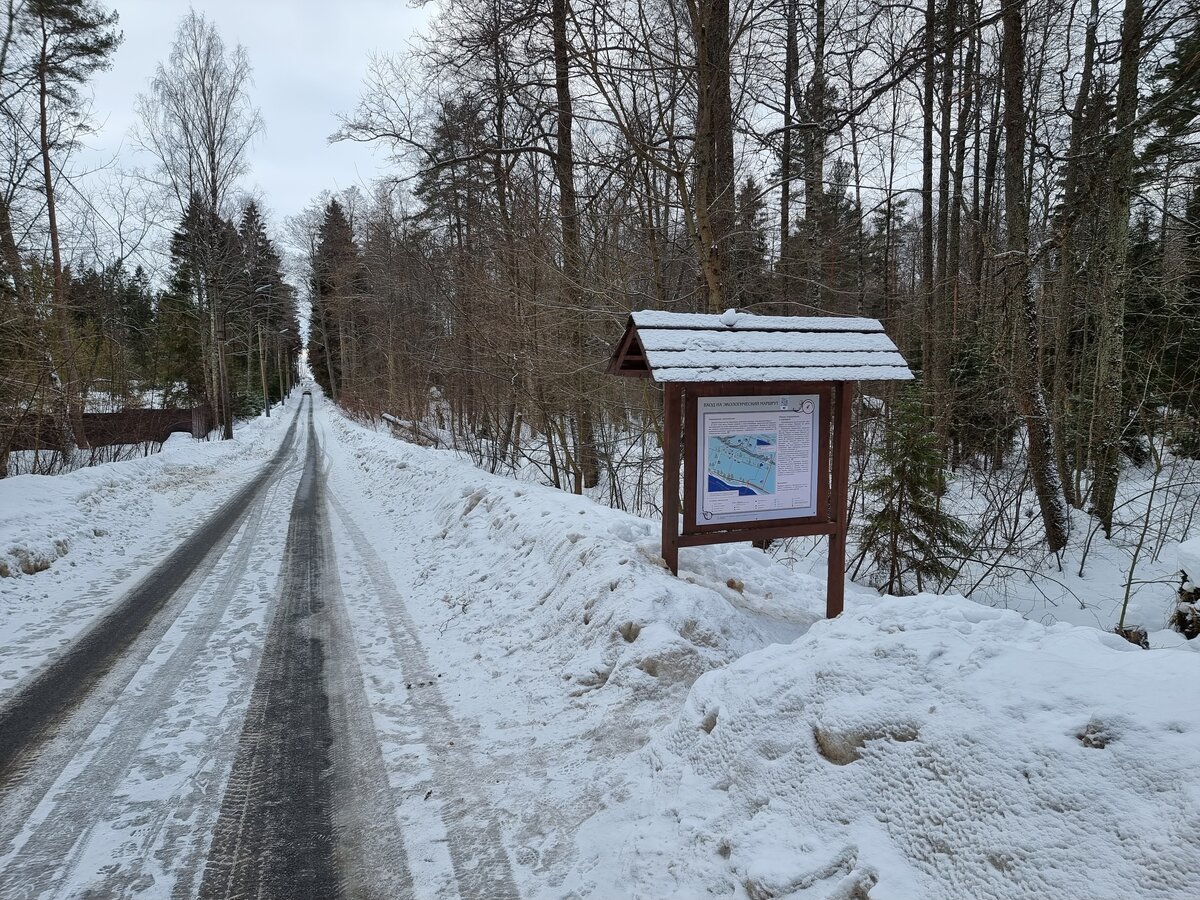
left=695, top=394, right=820, bottom=527
left=707, top=434, right=777, bottom=497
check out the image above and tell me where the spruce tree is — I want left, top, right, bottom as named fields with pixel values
left=857, top=384, right=971, bottom=596
left=309, top=199, right=360, bottom=400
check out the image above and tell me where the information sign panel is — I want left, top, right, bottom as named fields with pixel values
left=694, top=393, right=820, bottom=527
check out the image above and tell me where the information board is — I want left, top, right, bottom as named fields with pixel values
left=694, top=393, right=820, bottom=527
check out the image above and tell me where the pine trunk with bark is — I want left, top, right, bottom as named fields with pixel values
left=37, top=30, right=85, bottom=452
left=1001, top=0, right=1070, bottom=552
left=689, top=0, right=736, bottom=313
left=553, top=0, right=598, bottom=490
left=1090, top=0, right=1143, bottom=537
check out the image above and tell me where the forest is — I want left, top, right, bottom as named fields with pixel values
left=2, top=0, right=1199, bottom=615
left=0, top=3, right=300, bottom=468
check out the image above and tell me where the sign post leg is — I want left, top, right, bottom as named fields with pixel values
left=826, top=382, right=853, bottom=617
left=662, top=383, right=682, bottom=575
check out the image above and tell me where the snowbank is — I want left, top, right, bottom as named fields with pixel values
left=570, top=595, right=1200, bottom=898
left=321, top=405, right=840, bottom=896
left=1179, top=537, right=1200, bottom=589
left=0, top=411, right=292, bottom=581
left=0, top=407, right=298, bottom=695
left=324, top=410, right=827, bottom=716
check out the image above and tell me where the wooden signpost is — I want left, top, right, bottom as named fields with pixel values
left=609, top=310, right=913, bottom=618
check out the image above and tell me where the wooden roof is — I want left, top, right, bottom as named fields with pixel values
left=608, top=310, right=913, bottom=383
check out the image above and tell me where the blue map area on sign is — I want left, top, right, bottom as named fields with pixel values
left=707, top=434, right=777, bottom=496
left=707, top=475, right=759, bottom=496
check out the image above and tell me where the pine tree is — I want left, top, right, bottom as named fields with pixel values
left=309, top=199, right=361, bottom=400
left=731, top=177, right=770, bottom=308
left=236, top=202, right=292, bottom=411
left=155, top=200, right=209, bottom=405
left=857, top=384, right=971, bottom=595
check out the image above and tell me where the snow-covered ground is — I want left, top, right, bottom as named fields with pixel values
left=0, top=401, right=298, bottom=695
left=3, top=392, right=1198, bottom=898
left=569, top=598, right=1200, bottom=898
left=381, top=401, right=1198, bottom=639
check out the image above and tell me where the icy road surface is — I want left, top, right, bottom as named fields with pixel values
left=0, top=397, right=527, bottom=898
left=1, top=391, right=1198, bottom=899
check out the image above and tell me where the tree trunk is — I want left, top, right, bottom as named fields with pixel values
left=948, top=0, right=977, bottom=344
left=689, top=0, right=736, bottom=312
left=1000, top=0, right=1069, bottom=552
left=1052, top=0, right=1099, bottom=510
left=554, top=0, right=598, bottom=489
left=920, top=0, right=936, bottom=380
left=804, top=0, right=827, bottom=310
left=933, top=0, right=956, bottom=426
left=317, top=299, right=338, bottom=401
left=778, top=0, right=798, bottom=310
left=217, top=306, right=233, bottom=439
left=1091, top=0, right=1143, bottom=537
left=258, top=325, right=269, bottom=416
left=38, top=29, right=85, bottom=451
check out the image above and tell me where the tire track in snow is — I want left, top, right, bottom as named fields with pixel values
left=198, top=406, right=337, bottom=899
left=199, top=402, right=415, bottom=900
left=326, top=488, right=522, bottom=900
left=0, top=438, right=304, bottom=898
left=323, top=510, right=418, bottom=900
left=0, top=403, right=305, bottom=787
left=0, top=406, right=306, bottom=888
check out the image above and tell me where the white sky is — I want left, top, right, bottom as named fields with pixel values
left=77, top=0, right=431, bottom=233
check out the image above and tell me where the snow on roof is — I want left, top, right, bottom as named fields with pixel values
left=609, top=310, right=913, bottom=383
left=631, top=310, right=886, bottom=332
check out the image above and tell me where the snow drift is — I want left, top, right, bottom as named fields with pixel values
left=323, top=410, right=826, bottom=715
left=569, top=596, right=1200, bottom=898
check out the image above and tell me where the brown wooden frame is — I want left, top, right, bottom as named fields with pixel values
left=661, top=380, right=854, bottom=618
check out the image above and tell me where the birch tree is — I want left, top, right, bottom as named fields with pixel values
left=136, top=10, right=261, bottom=439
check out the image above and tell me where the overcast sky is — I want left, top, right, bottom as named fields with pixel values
left=78, top=0, right=431, bottom=236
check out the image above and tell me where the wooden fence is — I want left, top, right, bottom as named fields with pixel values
left=4, top=405, right=214, bottom=453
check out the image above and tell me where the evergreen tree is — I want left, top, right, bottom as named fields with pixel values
left=155, top=200, right=209, bottom=404
left=731, top=177, right=770, bottom=309
left=235, top=202, right=294, bottom=409
left=309, top=199, right=361, bottom=400
left=857, top=384, right=971, bottom=595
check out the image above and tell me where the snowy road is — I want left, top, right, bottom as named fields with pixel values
left=0, top=397, right=521, bottom=898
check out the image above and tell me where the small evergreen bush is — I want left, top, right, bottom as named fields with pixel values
left=857, top=384, right=972, bottom=596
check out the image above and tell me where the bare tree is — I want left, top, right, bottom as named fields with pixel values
left=136, top=9, right=261, bottom=439
left=1000, top=0, right=1069, bottom=552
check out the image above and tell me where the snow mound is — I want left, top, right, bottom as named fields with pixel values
left=1179, top=537, right=1200, bottom=589
left=572, top=596, right=1200, bottom=899
left=325, top=412, right=827, bottom=722
left=0, top=413, right=289, bottom=582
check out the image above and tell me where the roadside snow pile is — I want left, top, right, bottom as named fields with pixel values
left=0, top=410, right=292, bottom=582
left=326, top=412, right=827, bottom=719
left=322, top=403, right=840, bottom=895
left=568, top=595, right=1200, bottom=899
left=1180, top=537, right=1200, bottom=587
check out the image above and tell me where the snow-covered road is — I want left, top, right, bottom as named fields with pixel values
left=0, top=403, right=307, bottom=896
left=0, top=395, right=534, bottom=897
left=1, top=392, right=1198, bottom=899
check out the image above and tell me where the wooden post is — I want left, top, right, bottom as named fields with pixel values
left=662, top=383, right=682, bottom=574
left=826, top=382, right=853, bottom=617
